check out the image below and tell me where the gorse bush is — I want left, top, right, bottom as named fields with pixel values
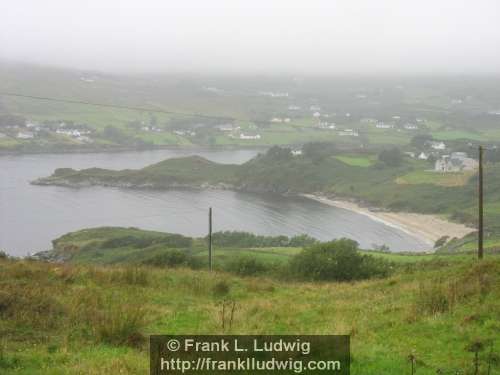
left=289, top=239, right=392, bottom=281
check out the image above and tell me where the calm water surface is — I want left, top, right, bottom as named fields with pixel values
left=0, top=148, right=429, bottom=256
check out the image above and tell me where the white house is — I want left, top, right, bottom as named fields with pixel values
left=283, top=118, right=291, bottom=123
left=375, top=122, right=393, bottom=129
left=260, top=91, right=288, bottom=98
left=56, top=129, right=82, bottom=137
left=404, top=123, right=418, bottom=130
left=216, top=124, right=239, bottom=132
left=17, top=131, right=34, bottom=139
left=339, top=129, right=359, bottom=137
left=76, top=136, right=92, bottom=143
left=288, top=105, right=301, bottom=111
left=418, top=152, right=429, bottom=160
left=270, top=118, right=283, bottom=123
left=312, top=112, right=321, bottom=118
left=239, top=133, right=261, bottom=140
left=291, top=149, right=303, bottom=156
left=310, top=105, right=321, bottom=111
left=430, top=141, right=446, bottom=150
left=404, top=151, right=416, bottom=158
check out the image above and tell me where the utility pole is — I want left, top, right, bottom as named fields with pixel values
left=478, top=146, right=484, bottom=260
left=208, top=207, right=213, bottom=270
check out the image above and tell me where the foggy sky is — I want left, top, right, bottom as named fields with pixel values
left=1, top=0, right=500, bottom=75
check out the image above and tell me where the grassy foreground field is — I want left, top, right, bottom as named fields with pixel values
left=2, top=226, right=500, bottom=374
left=1, top=255, right=499, bottom=374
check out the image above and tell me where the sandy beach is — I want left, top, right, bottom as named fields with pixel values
left=302, top=194, right=476, bottom=247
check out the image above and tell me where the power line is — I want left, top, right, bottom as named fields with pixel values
left=0, top=91, right=236, bottom=121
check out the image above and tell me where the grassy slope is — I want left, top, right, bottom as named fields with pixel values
left=4, top=63, right=500, bottom=151
left=1, top=255, right=499, bottom=374
left=47, top=227, right=490, bottom=265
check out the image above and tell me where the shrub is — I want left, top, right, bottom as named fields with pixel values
left=378, top=147, right=403, bottom=167
left=289, top=234, right=318, bottom=247
left=0, top=251, right=7, bottom=260
left=289, top=239, right=392, bottom=281
left=224, top=256, right=268, bottom=276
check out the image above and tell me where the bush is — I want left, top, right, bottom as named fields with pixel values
left=225, top=256, right=268, bottom=276
left=289, top=239, right=392, bottom=281
left=378, top=147, right=403, bottom=167
left=0, top=251, right=7, bottom=259
left=289, top=234, right=318, bottom=247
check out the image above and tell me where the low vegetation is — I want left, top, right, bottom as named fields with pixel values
left=1, top=252, right=499, bottom=374
left=289, top=239, right=392, bottom=281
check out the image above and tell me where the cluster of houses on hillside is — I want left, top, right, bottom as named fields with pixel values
left=141, top=125, right=163, bottom=132
left=372, top=120, right=419, bottom=131
left=1, top=120, right=95, bottom=143
left=434, top=152, right=478, bottom=172
left=270, top=117, right=291, bottom=123
left=407, top=139, right=479, bottom=173
left=173, top=130, right=196, bottom=137
left=259, top=91, right=289, bottom=98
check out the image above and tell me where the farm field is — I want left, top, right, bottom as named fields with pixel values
left=3, top=64, right=500, bottom=152
left=396, top=170, right=475, bottom=187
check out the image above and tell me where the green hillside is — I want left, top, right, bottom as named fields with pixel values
left=1, top=242, right=499, bottom=374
